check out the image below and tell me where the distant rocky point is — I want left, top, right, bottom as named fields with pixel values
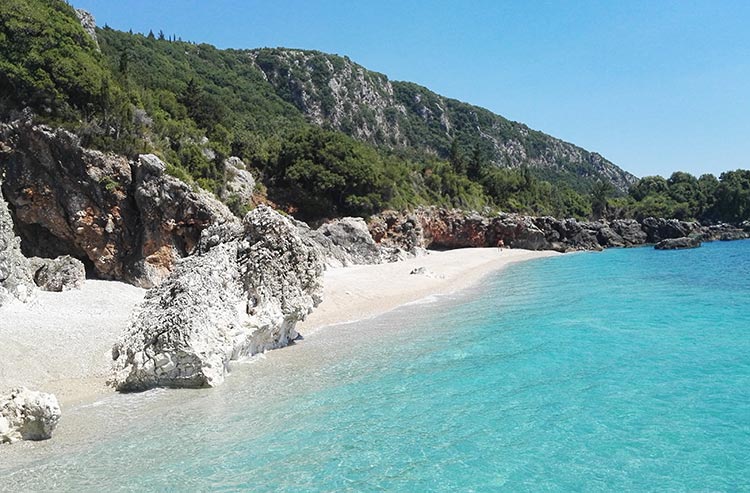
left=654, top=237, right=702, bottom=250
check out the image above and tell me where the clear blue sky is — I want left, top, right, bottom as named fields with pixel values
left=71, top=0, right=750, bottom=178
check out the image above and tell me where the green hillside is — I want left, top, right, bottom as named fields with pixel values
left=1, top=0, right=748, bottom=224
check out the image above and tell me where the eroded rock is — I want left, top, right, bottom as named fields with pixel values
left=0, top=388, right=61, bottom=444
left=0, top=183, right=35, bottom=306
left=110, top=205, right=323, bottom=391
left=28, top=255, right=86, bottom=292
left=0, top=122, right=237, bottom=288
left=654, top=237, right=702, bottom=250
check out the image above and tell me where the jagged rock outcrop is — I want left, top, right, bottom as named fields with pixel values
left=0, top=183, right=35, bottom=306
left=0, top=388, right=61, bottom=444
left=641, top=217, right=700, bottom=244
left=297, top=216, right=414, bottom=267
left=0, top=122, right=236, bottom=288
left=110, top=205, right=323, bottom=391
left=610, top=219, right=648, bottom=246
left=700, top=223, right=750, bottom=242
left=28, top=255, right=85, bottom=292
left=132, top=154, right=237, bottom=287
left=219, top=157, right=256, bottom=207
left=74, top=9, right=99, bottom=50
left=369, top=207, right=747, bottom=254
left=654, top=237, right=702, bottom=250
left=368, top=210, right=424, bottom=253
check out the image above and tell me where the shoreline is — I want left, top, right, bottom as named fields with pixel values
left=297, top=247, right=560, bottom=336
left=0, top=248, right=559, bottom=410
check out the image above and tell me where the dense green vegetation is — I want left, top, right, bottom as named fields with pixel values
left=1, top=0, right=748, bottom=224
left=611, top=170, right=750, bottom=223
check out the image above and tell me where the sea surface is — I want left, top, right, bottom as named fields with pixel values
left=2, top=240, right=749, bottom=492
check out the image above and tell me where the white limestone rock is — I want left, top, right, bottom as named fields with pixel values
left=0, top=182, right=35, bottom=306
left=0, top=387, right=61, bottom=444
left=220, top=157, right=256, bottom=207
left=110, top=205, right=323, bottom=391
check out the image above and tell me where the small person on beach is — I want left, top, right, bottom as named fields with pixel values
left=497, top=239, right=504, bottom=252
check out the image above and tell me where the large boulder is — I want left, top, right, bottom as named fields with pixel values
left=611, top=219, right=647, bottom=246
left=654, top=237, right=702, bottom=250
left=28, top=255, right=86, bottom=292
left=368, top=210, right=425, bottom=253
left=0, top=122, right=237, bottom=287
left=110, top=205, right=323, bottom=391
left=641, top=217, right=699, bottom=243
left=0, top=388, right=61, bottom=444
left=314, top=217, right=383, bottom=266
left=0, top=183, right=35, bottom=306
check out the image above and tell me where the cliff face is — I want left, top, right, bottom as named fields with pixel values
left=249, top=49, right=637, bottom=192
left=0, top=121, right=237, bottom=287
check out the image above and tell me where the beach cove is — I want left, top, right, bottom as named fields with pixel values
left=0, top=247, right=556, bottom=407
left=2, top=240, right=749, bottom=491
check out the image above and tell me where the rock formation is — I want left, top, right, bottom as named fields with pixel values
left=0, top=122, right=237, bottom=288
left=110, top=205, right=323, bottom=391
left=0, top=388, right=61, bottom=444
left=28, top=255, right=86, bottom=292
left=654, top=237, right=702, bottom=250
left=74, top=9, right=99, bottom=50
left=219, top=157, right=256, bottom=207
left=0, top=182, right=35, bottom=306
left=369, top=207, right=748, bottom=253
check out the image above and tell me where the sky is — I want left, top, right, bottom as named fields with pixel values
left=71, top=0, right=750, bottom=178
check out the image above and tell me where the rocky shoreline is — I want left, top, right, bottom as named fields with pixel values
left=369, top=207, right=750, bottom=254
left=2, top=121, right=749, bottom=444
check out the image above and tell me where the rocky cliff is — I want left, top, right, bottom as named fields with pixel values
left=369, top=207, right=748, bottom=253
left=248, top=49, right=637, bottom=192
left=0, top=121, right=237, bottom=287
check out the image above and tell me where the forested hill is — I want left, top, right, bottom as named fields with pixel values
left=246, top=48, right=636, bottom=192
left=2, top=1, right=747, bottom=225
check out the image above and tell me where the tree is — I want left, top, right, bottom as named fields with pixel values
left=467, top=143, right=486, bottom=181
left=629, top=176, right=668, bottom=201
left=590, top=180, right=614, bottom=219
left=449, top=139, right=466, bottom=175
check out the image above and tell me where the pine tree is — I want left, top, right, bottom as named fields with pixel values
left=449, top=139, right=465, bottom=175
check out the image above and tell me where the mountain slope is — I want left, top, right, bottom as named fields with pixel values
left=246, top=48, right=637, bottom=192
left=1, top=1, right=636, bottom=222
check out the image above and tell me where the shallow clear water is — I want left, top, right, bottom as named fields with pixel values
left=3, top=241, right=750, bottom=492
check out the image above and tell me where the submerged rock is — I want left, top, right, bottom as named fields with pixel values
left=0, top=388, right=61, bottom=444
left=110, top=205, right=323, bottom=391
left=654, top=237, right=702, bottom=250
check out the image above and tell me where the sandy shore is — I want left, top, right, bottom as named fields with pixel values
left=0, top=280, right=146, bottom=407
left=297, top=248, right=558, bottom=335
left=0, top=248, right=556, bottom=407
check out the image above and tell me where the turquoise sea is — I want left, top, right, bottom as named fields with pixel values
left=2, top=240, right=749, bottom=492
